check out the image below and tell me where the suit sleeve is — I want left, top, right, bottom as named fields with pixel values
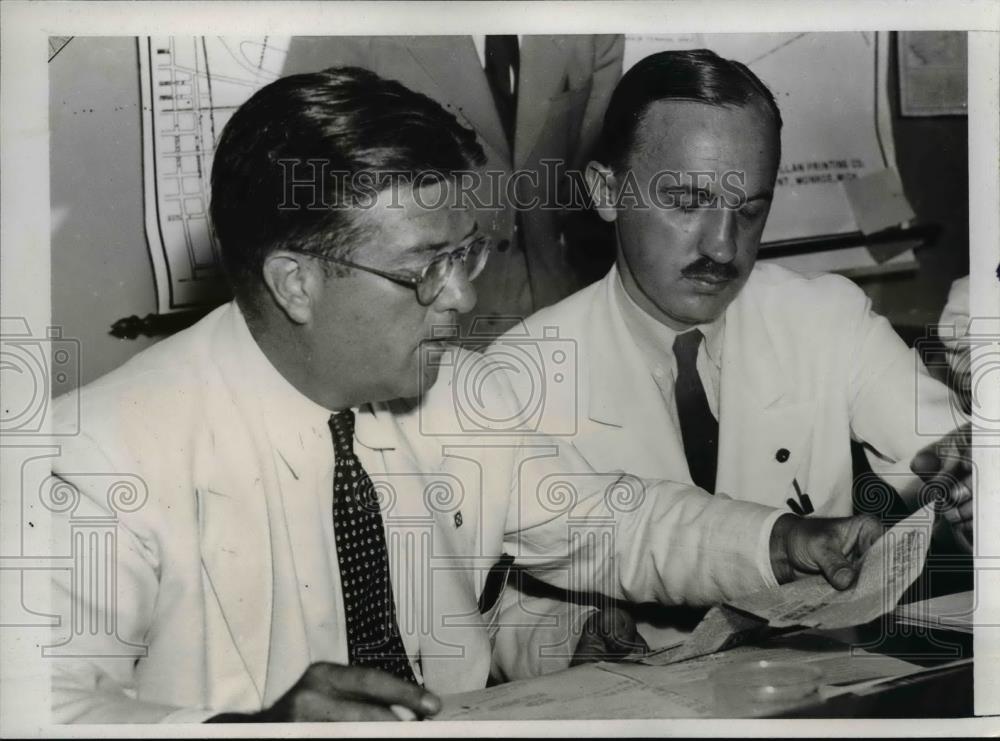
left=842, top=280, right=964, bottom=506
left=48, top=427, right=211, bottom=724
left=488, top=587, right=598, bottom=682
left=455, top=345, right=782, bottom=606
left=504, top=443, right=782, bottom=606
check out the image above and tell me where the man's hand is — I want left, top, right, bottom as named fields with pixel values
left=205, top=663, right=440, bottom=722
left=910, top=423, right=973, bottom=552
left=769, top=513, right=883, bottom=590
left=570, top=605, right=649, bottom=665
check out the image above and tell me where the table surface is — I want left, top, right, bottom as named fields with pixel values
left=442, top=583, right=975, bottom=720
left=771, top=536, right=975, bottom=717
left=772, top=620, right=973, bottom=718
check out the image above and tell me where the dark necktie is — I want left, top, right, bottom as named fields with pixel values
left=484, top=35, right=520, bottom=148
left=329, top=410, right=417, bottom=683
left=673, top=330, right=719, bottom=494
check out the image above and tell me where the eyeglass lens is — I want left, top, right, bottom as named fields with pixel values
left=416, top=238, right=490, bottom=304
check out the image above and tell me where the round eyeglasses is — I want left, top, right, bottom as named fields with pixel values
left=302, top=234, right=492, bottom=306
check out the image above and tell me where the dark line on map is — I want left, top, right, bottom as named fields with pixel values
left=202, top=37, right=218, bottom=148
left=48, top=36, right=74, bottom=63
left=258, top=36, right=269, bottom=72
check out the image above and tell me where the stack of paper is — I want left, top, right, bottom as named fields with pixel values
left=894, top=591, right=974, bottom=634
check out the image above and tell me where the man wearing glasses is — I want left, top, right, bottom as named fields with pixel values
left=49, top=66, right=883, bottom=723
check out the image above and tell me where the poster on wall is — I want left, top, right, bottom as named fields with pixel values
left=138, top=36, right=290, bottom=313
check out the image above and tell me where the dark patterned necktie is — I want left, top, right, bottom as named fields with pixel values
left=673, top=330, right=719, bottom=494
left=484, top=34, right=520, bottom=147
left=329, top=410, right=417, bottom=683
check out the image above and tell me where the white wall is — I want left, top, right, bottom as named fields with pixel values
left=50, top=37, right=159, bottom=395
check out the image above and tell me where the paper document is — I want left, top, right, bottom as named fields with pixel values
left=730, top=502, right=934, bottom=629
left=638, top=605, right=771, bottom=665
left=639, top=503, right=935, bottom=666
left=436, top=662, right=704, bottom=720
left=894, top=590, right=975, bottom=634
left=437, top=633, right=920, bottom=720
left=818, top=656, right=973, bottom=700
left=842, top=167, right=916, bottom=235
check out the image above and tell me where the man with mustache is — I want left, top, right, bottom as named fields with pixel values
left=487, top=49, right=972, bottom=668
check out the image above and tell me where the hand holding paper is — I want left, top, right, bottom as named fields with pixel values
left=643, top=502, right=936, bottom=666
left=769, top=512, right=884, bottom=589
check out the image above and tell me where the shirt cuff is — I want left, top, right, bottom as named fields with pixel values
left=757, top=508, right=788, bottom=589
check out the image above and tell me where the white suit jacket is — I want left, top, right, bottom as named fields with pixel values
left=494, top=262, right=960, bottom=518
left=483, top=262, right=960, bottom=667
left=48, top=302, right=785, bottom=723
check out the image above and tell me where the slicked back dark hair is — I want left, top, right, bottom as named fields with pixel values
left=210, top=66, right=485, bottom=300
left=597, top=49, right=783, bottom=171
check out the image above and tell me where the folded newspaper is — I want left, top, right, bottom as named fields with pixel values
left=637, top=502, right=936, bottom=666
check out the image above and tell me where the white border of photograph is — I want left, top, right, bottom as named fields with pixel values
left=2, top=1, right=998, bottom=736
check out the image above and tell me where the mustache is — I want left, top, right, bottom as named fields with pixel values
left=680, top=258, right=740, bottom=282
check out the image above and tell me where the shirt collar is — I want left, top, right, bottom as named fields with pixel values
left=230, top=302, right=337, bottom=476
left=610, top=263, right=726, bottom=373
left=229, top=303, right=399, bottom=463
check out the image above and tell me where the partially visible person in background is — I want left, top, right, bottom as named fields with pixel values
left=938, top=275, right=971, bottom=412
left=282, top=35, right=624, bottom=335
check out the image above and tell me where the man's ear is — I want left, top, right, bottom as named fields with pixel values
left=261, top=251, right=321, bottom=325
left=584, top=161, right=618, bottom=223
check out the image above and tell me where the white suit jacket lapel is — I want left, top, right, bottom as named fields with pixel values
left=197, top=305, right=277, bottom=704
left=579, top=273, right=687, bottom=480
left=716, top=273, right=815, bottom=504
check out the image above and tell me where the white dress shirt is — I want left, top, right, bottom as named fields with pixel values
left=612, top=266, right=725, bottom=467
left=230, top=308, right=423, bottom=704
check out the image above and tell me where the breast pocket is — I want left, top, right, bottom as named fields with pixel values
left=719, top=401, right=817, bottom=511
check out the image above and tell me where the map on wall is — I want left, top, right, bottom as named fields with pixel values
left=138, top=36, right=290, bottom=312
left=623, top=32, right=900, bottom=248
